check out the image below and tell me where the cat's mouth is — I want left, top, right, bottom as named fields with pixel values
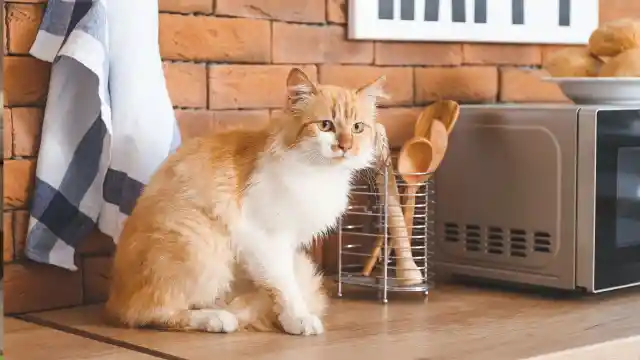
left=329, top=151, right=349, bottom=159
left=329, top=152, right=359, bottom=165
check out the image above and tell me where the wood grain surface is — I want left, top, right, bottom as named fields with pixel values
left=4, top=318, right=154, bottom=360
left=17, top=283, right=640, bottom=360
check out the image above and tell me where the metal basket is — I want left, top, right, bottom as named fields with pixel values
left=336, top=152, right=435, bottom=303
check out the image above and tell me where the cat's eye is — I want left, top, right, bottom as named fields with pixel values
left=317, top=120, right=335, bottom=132
left=352, top=122, right=366, bottom=134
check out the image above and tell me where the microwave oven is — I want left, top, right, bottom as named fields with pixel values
left=434, top=104, right=640, bottom=293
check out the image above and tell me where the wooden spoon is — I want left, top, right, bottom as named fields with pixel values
left=415, top=100, right=461, bottom=137
left=394, top=137, right=435, bottom=284
left=362, top=101, right=460, bottom=281
left=362, top=123, right=399, bottom=277
left=408, top=101, right=458, bottom=229
left=397, top=137, right=435, bottom=242
left=361, top=145, right=408, bottom=277
left=425, top=119, right=449, bottom=179
left=361, top=137, right=433, bottom=284
left=388, top=122, right=447, bottom=285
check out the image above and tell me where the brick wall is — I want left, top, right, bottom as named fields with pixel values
left=3, top=0, right=639, bottom=314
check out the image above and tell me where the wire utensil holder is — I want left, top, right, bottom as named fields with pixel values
left=336, top=152, right=435, bottom=303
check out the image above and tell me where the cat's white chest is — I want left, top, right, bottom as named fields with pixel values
left=241, top=160, right=352, bottom=242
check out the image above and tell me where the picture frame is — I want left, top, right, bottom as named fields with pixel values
left=348, top=0, right=599, bottom=44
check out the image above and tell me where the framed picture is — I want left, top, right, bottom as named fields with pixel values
left=348, top=0, right=599, bottom=44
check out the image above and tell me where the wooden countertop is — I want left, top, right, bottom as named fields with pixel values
left=5, top=282, right=640, bottom=360
left=4, top=318, right=153, bottom=360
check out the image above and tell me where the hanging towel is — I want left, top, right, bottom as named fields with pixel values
left=26, top=0, right=181, bottom=270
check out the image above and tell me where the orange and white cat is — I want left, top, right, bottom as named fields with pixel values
left=105, top=68, right=387, bottom=336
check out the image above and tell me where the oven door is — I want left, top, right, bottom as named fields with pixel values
left=592, top=109, right=640, bottom=292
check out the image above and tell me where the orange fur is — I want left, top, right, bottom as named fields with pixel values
left=105, top=68, right=387, bottom=335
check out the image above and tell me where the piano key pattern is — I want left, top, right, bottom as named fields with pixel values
left=377, top=0, right=572, bottom=26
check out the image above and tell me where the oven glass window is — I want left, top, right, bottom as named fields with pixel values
left=594, top=109, right=640, bottom=291
left=616, top=147, right=640, bottom=248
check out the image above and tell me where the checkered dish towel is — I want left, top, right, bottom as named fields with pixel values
left=26, top=0, right=181, bottom=270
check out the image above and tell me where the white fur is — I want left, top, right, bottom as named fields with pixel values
left=300, top=127, right=375, bottom=170
left=230, top=133, right=374, bottom=335
left=188, top=309, right=239, bottom=333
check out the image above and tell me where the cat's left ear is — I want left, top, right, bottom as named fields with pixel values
left=357, top=76, right=389, bottom=101
left=286, top=68, right=317, bottom=110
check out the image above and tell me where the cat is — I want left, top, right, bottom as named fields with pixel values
left=105, top=68, right=388, bottom=336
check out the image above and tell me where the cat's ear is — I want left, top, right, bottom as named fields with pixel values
left=357, top=76, right=389, bottom=101
left=286, top=68, right=317, bottom=110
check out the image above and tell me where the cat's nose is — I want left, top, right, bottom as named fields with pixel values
left=336, top=132, right=353, bottom=152
left=337, top=143, right=352, bottom=152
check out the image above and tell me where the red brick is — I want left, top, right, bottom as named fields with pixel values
left=319, top=65, right=413, bottom=106
left=13, top=210, right=29, bottom=258
left=215, top=0, right=326, bottom=23
left=415, top=66, right=498, bottom=103
left=4, top=108, right=13, bottom=158
left=159, top=14, right=270, bottom=62
left=272, top=23, right=324, bottom=64
left=324, top=26, right=373, bottom=64
left=375, top=42, right=462, bottom=66
left=12, top=107, right=43, bottom=157
left=208, top=65, right=317, bottom=109
left=542, top=45, right=584, bottom=64
left=158, top=0, right=213, bottom=13
left=177, top=109, right=271, bottom=139
left=3, top=159, right=36, bottom=209
left=463, top=44, right=542, bottom=65
left=272, top=23, right=373, bottom=64
left=499, top=68, right=570, bottom=103
left=4, top=212, right=14, bottom=262
left=599, top=0, right=640, bottom=22
left=4, top=262, right=83, bottom=314
left=377, top=107, right=422, bottom=148
left=163, top=62, right=207, bottom=108
left=270, top=109, right=284, bottom=119
left=6, top=3, right=45, bottom=54
left=327, top=0, right=347, bottom=23
left=83, top=256, right=113, bottom=304
left=4, top=56, right=51, bottom=106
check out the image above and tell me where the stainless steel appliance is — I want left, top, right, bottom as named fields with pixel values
left=434, top=104, right=640, bottom=293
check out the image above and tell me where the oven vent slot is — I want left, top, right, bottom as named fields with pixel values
left=487, top=226, right=504, bottom=255
left=533, top=231, right=552, bottom=253
left=465, top=224, right=481, bottom=252
left=509, top=228, right=527, bottom=258
left=441, top=223, right=553, bottom=258
left=444, top=222, right=460, bottom=243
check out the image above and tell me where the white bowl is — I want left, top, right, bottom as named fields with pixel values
left=542, top=77, right=640, bottom=105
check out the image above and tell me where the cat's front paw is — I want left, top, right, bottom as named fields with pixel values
left=278, top=312, right=324, bottom=336
left=191, top=309, right=239, bottom=333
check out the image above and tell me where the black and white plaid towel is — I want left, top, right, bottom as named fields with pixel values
left=26, top=0, right=181, bottom=270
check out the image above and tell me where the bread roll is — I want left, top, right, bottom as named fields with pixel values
left=543, top=47, right=603, bottom=77
left=589, top=19, right=640, bottom=57
left=599, top=48, right=640, bottom=77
